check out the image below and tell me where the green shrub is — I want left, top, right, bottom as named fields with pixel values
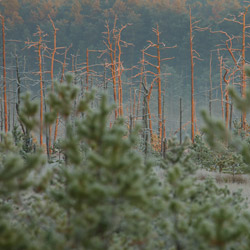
left=1, top=74, right=250, bottom=249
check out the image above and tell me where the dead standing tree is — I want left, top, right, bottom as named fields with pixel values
left=48, top=14, right=57, bottom=155
left=25, top=26, right=47, bottom=147
left=132, top=49, right=153, bottom=141
left=0, top=15, right=7, bottom=133
left=223, top=64, right=240, bottom=128
left=189, top=7, right=207, bottom=143
left=143, top=24, right=176, bottom=141
left=223, top=3, right=250, bottom=130
left=217, top=49, right=225, bottom=120
left=53, top=45, right=71, bottom=145
left=84, top=48, right=106, bottom=91
left=103, top=17, right=132, bottom=119
left=47, top=15, right=65, bottom=156
left=134, top=49, right=152, bottom=153
left=86, top=48, right=89, bottom=91
left=210, top=30, right=242, bottom=128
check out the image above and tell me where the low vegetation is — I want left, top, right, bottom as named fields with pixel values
left=0, top=72, right=250, bottom=249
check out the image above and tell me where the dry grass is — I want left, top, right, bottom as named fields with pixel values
left=196, top=169, right=250, bottom=206
left=196, top=170, right=248, bottom=184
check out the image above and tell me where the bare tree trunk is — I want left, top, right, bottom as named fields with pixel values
left=242, top=8, right=247, bottom=130
left=189, top=8, right=195, bottom=143
left=224, top=70, right=230, bottom=128
left=117, top=35, right=123, bottom=116
left=136, top=72, right=143, bottom=120
left=0, top=98, right=3, bottom=139
left=161, top=93, right=165, bottom=154
left=15, top=54, right=25, bottom=133
left=103, top=61, right=107, bottom=90
left=133, top=88, right=136, bottom=127
left=38, top=30, right=43, bottom=146
left=219, top=55, right=224, bottom=120
left=229, top=103, right=233, bottom=130
left=209, top=52, right=212, bottom=116
left=156, top=25, right=162, bottom=139
left=1, top=16, right=7, bottom=133
left=49, top=15, right=58, bottom=156
left=180, top=98, right=182, bottom=144
left=143, top=95, right=149, bottom=158
left=86, top=48, right=89, bottom=91
left=54, top=46, right=70, bottom=145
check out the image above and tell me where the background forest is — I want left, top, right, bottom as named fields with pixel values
left=0, top=0, right=249, bottom=141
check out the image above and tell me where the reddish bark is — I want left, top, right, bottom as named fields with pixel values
left=48, top=15, right=58, bottom=155
left=156, top=24, right=162, bottom=140
left=189, top=7, right=195, bottom=143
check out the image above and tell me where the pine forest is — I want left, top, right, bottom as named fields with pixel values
left=2, top=0, right=250, bottom=249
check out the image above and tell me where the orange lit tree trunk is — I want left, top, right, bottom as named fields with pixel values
left=105, top=21, right=118, bottom=119
left=103, top=18, right=131, bottom=119
left=209, top=52, right=212, bottom=116
left=224, top=70, right=230, bottom=128
left=25, top=27, right=47, bottom=147
left=210, top=32, right=240, bottom=124
left=223, top=4, right=250, bottom=130
left=147, top=78, right=159, bottom=140
left=242, top=7, right=247, bottom=130
left=1, top=16, right=7, bottom=133
left=49, top=15, right=58, bottom=91
left=86, top=48, right=89, bottom=91
left=143, top=26, right=176, bottom=141
left=48, top=15, right=58, bottom=155
left=189, top=7, right=195, bottom=143
left=156, top=24, right=162, bottom=139
left=117, top=31, right=124, bottom=116
left=188, top=7, right=207, bottom=142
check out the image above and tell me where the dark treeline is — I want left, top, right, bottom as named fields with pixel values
left=0, top=0, right=244, bottom=70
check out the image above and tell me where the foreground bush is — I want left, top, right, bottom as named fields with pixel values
left=1, top=74, right=250, bottom=249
